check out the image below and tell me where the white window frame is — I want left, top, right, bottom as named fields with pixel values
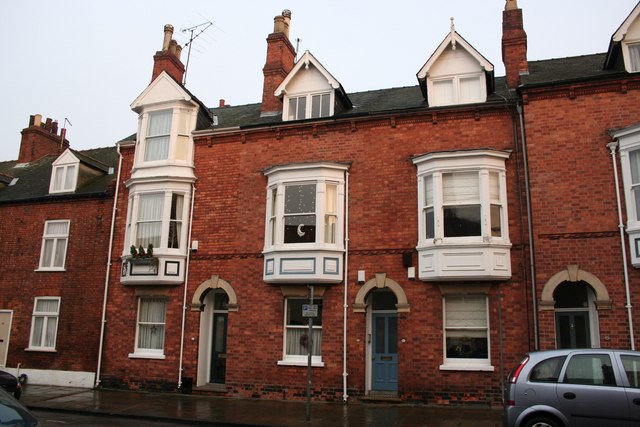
left=284, top=91, right=333, bottom=121
left=278, top=297, right=324, bottom=367
left=38, top=220, right=70, bottom=271
left=49, top=163, right=78, bottom=194
left=414, top=150, right=509, bottom=247
left=27, top=297, right=60, bottom=352
left=130, top=297, right=167, bottom=359
left=623, top=41, right=640, bottom=73
left=440, top=294, right=492, bottom=371
left=124, top=190, right=188, bottom=255
left=143, top=109, right=172, bottom=162
left=427, top=73, right=485, bottom=107
left=263, top=163, right=346, bottom=252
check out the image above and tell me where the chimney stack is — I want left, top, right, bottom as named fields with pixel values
left=261, top=10, right=296, bottom=116
left=502, top=0, right=528, bottom=89
left=151, top=24, right=186, bottom=84
left=18, top=114, right=70, bottom=163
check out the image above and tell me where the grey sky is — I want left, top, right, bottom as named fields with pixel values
left=0, top=1, right=635, bottom=161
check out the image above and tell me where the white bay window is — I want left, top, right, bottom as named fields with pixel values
left=413, top=150, right=511, bottom=281
left=263, top=163, right=347, bottom=283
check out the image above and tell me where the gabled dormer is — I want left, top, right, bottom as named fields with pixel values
left=275, top=50, right=352, bottom=121
left=49, top=148, right=112, bottom=194
left=605, top=2, right=640, bottom=73
left=417, top=20, right=494, bottom=107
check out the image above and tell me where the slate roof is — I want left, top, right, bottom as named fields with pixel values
left=0, top=146, right=118, bottom=203
left=205, top=53, right=632, bottom=131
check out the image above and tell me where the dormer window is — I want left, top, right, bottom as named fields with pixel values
left=49, top=151, right=80, bottom=194
left=287, top=92, right=331, bottom=120
left=606, top=3, right=640, bottom=73
left=275, top=51, right=351, bottom=122
left=416, top=24, right=494, bottom=107
left=628, top=43, right=640, bottom=72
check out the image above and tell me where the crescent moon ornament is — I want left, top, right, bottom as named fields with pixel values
left=297, top=224, right=305, bottom=237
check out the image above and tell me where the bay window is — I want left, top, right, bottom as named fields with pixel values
left=127, top=191, right=186, bottom=252
left=413, top=150, right=511, bottom=280
left=263, top=163, right=348, bottom=283
left=144, top=110, right=172, bottom=162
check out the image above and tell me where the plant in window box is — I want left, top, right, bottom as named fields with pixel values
left=128, top=244, right=158, bottom=272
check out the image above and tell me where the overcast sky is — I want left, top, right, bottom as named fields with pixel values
left=0, top=1, right=636, bottom=162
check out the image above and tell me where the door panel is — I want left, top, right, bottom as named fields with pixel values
left=210, top=313, right=227, bottom=383
left=0, top=312, right=11, bottom=367
left=372, top=313, right=398, bottom=391
left=556, top=312, right=590, bottom=349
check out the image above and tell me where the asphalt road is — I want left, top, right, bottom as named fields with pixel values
left=32, top=410, right=203, bottom=427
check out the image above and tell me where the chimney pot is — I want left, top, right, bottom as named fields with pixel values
left=169, top=39, right=177, bottom=56
left=282, top=10, right=291, bottom=38
left=219, top=99, right=226, bottom=108
left=273, top=15, right=285, bottom=34
left=29, top=115, right=35, bottom=127
left=34, top=114, right=42, bottom=128
left=176, top=44, right=183, bottom=60
left=52, top=121, right=59, bottom=135
left=162, top=24, right=174, bottom=51
left=45, top=118, right=52, bottom=132
left=505, top=0, right=518, bottom=11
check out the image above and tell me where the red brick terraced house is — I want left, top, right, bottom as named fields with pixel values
left=0, top=115, right=118, bottom=387
left=3, top=0, right=640, bottom=407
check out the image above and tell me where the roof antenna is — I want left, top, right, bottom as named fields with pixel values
left=60, top=117, right=72, bottom=150
left=181, top=21, right=213, bottom=85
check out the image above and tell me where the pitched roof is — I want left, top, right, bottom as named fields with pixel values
left=521, top=53, right=623, bottom=86
left=0, top=146, right=118, bottom=203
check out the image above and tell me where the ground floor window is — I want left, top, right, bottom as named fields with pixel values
left=131, top=297, right=167, bottom=358
left=441, top=294, right=491, bottom=370
left=28, top=297, right=60, bottom=351
left=279, top=298, right=323, bottom=366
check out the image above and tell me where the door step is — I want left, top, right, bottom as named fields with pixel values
left=361, top=391, right=402, bottom=403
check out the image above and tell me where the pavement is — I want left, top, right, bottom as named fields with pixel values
left=20, top=384, right=504, bottom=427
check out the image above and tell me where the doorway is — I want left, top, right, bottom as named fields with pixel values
left=208, top=291, right=229, bottom=384
left=554, top=281, right=598, bottom=348
left=369, top=290, right=398, bottom=392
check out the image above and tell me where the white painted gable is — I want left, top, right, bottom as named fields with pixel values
left=130, top=71, right=193, bottom=112
left=275, top=51, right=341, bottom=97
left=428, top=45, right=484, bottom=77
left=52, top=149, right=79, bottom=166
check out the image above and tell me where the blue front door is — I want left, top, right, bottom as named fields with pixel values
left=372, top=313, right=398, bottom=391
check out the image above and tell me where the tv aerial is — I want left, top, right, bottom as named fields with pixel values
left=181, top=21, right=213, bottom=85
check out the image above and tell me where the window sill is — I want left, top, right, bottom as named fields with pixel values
left=277, top=359, right=325, bottom=368
left=25, top=348, right=57, bottom=353
left=35, top=268, right=66, bottom=272
left=128, top=353, right=166, bottom=360
left=439, top=363, right=494, bottom=372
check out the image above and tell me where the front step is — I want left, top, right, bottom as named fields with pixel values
left=360, top=391, right=402, bottom=403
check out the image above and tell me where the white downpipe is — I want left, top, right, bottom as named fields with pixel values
left=342, top=172, right=350, bottom=402
left=95, top=143, right=123, bottom=388
left=607, top=142, right=636, bottom=350
left=178, top=183, right=197, bottom=388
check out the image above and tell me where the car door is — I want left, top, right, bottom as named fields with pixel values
left=556, top=352, right=631, bottom=427
left=617, top=353, right=640, bottom=424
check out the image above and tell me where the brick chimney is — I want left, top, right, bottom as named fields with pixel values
left=261, top=10, right=296, bottom=116
left=502, top=0, right=528, bottom=89
left=18, top=114, right=70, bottom=163
left=151, top=24, right=185, bottom=84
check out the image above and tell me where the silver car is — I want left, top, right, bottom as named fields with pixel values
left=503, top=348, right=640, bottom=427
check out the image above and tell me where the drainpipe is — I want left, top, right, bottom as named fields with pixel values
left=342, top=172, right=350, bottom=402
left=607, top=142, right=636, bottom=350
left=178, top=183, right=197, bottom=388
left=516, top=103, right=539, bottom=350
left=95, top=143, right=123, bottom=387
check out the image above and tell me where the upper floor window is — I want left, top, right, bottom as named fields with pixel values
left=126, top=191, right=187, bottom=252
left=144, top=110, right=172, bottom=162
left=264, top=163, right=346, bottom=251
left=28, top=297, right=60, bottom=351
left=415, top=150, right=508, bottom=244
left=50, top=164, right=77, bottom=193
left=628, top=43, right=640, bottom=72
left=39, top=220, right=70, bottom=270
left=429, top=74, right=483, bottom=107
left=286, top=92, right=331, bottom=121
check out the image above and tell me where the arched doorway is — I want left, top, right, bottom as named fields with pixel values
left=353, top=273, right=410, bottom=395
left=554, top=281, right=598, bottom=348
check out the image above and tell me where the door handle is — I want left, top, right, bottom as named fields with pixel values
left=563, top=392, right=576, bottom=400
left=633, top=398, right=640, bottom=406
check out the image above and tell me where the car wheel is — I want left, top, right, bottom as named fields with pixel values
left=523, top=416, right=560, bottom=427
